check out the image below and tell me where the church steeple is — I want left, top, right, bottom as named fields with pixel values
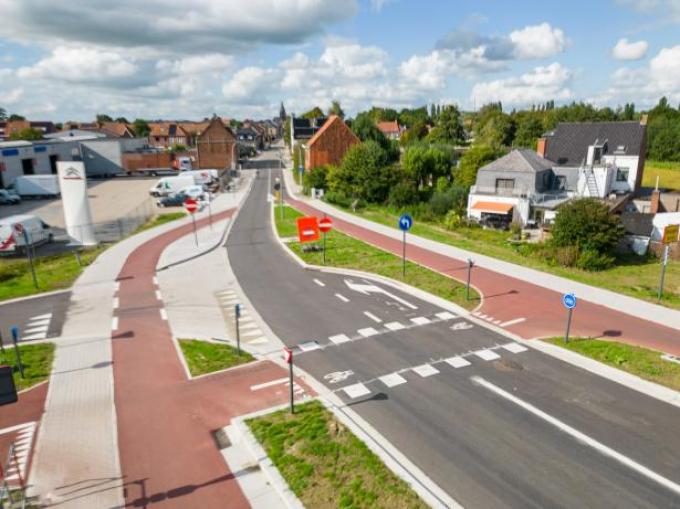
left=279, top=102, right=286, bottom=122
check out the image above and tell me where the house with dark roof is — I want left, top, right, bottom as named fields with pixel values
left=303, top=116, right=359, bottom=171
left=467, top=119, right=647, bottom=227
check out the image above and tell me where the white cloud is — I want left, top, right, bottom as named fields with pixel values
left=617, top=0, right=680, bottom=21
left=157, top=54, right=234, bottom=75
left=471, top=63, right=573, bottom=106
left=509, top=23, right=567, bottom=59
left=4, top=88, right=24, bottom=104
left=371, top=0, right=393, bottom=11
left=612, top=38, right=648, bottom=60
left=222, top=66, right=281, bottom=104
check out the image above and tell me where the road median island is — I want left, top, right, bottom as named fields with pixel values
left=0, top=342, right=55, bottom=392
left=247, top=400, right=428, bottom=509
left=544, top=337, right=680, bottom=392
left=178, top=338, right=254, bottom=377
left=275, top=205, right=479, bottom=310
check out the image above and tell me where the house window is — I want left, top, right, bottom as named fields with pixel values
left=616, top=168, right=629, bottom=182
left=554, top=176, right=567, bottom=191
left=495, top=179, right=515, bottom=191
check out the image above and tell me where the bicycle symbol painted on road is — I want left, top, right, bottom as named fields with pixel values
left=324, top=370, right=355, bottom=384
left=451, top=321, right=474, bottom=331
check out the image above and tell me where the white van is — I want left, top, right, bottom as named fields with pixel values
left=0, top=215, right=53, bottom=254
left=179, top=169, right=218, bottom=185
left=149, top=175, right=195, bottom=197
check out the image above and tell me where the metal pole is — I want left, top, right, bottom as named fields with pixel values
left=289, top=358, right=294, bottom=414
left=23, top=231, right=38, bottom=289
left=235, top=304, right=241, bottom=355
left=10, top=327, right=24, bottom=379
left=402, top=230, right=406, bottom=277
left=191, top=214, right=198, bottom=246
left=658, top=244, right=670, bottom=303
left=466, top=259, right=474, bottom=301
left=564, top=307, right=574, bottom=344
left=74, top=249, right=82, bottom=267
left=323, top=231, right=327, bottom=265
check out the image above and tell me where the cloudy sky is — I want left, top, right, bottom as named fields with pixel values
left=0, top=0, right=679, bottom=121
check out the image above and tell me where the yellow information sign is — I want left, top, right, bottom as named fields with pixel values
left=662, top=224, right=679, bottom=244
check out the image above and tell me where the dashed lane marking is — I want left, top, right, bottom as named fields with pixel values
left=358, top=327, right=379, bottom=338
left=410, top=316, right=431, bottom=326
left=251, top=377, right=288, bottom=391
left=342, top=383, right=371, bottom=399
left=29, top=313, right=52, bottom=320
left=298, top=341, right=322, bottom=352
left=23, top=325, right=48, bottom=334
left=502, top=342, right=529, bottom=353
left=335, top=293, right=349, bottom=303
left=26, top=318, right=50, bottom=327
left=475, top=349, right=500, bottom=361
left=385, top=321, right=406, bottom=331
left=329, top=334, right=352, bottom=345
left=363, top=311, right=382, bottom=323
left=445, top=356, right=471, bottom=368
left=412, top=364, right=440, bottom=378
left=435, top=311, right=457, bottom=320
left=313, top=278, right=325, bottom=287
left=379, top=373, right=408, bottom=388
left=499, top=317, right=527, bottom=328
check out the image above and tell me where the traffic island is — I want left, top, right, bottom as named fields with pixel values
left=544, top=337, right=680, bottom=392
left=177, top=339, right=254, bottom=377
left=275, top=205, right=480, bottom=310
left=246, top=400, right=428, bottom=509
left=0, top=342, right=55, bottom=392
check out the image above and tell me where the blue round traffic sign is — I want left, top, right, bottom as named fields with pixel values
left=562, top=293, right=576, bottom=309
left=398, top=213, right=413, bottom=232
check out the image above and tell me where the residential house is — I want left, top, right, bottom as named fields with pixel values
left=196, top=117, right=238, bottom=170
left=303, top=115, right=360, bottom=171
left=376, top=120, right=402, bottom=140
left=236, top=126, right=261, bottom=152
left=467, top=119, right=647, bottom=227
left=290, top=115, right=326, bottom=144
left=77, top=121, right=135, bottom=138
left=179, top=121, right=211, bottom=146
left=148, top=122, right=191, bottom=148
left=0, top=120, right=55, bottom=140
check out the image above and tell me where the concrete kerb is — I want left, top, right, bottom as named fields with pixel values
left=0, top=288, right=71, bottom=307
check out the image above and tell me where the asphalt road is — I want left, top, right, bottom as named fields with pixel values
left=0, top=291, right=70, bottom=344
left=227, top=163, right=680, bottom=508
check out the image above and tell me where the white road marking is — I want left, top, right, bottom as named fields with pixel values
left=251, top=377, right=288, bottom=391
left=502, top=342, right=529, bottom=354
left=335, top=293, right=350, bottom=303
left=436, top=311, right=456, bottom=320
left=298, top=341, right=322, bottom=352
left=313, top=278, right=325, bottom=287
left=23, top=325, right=48, bottom=334
left=412, top=364, right=440, bottom=377
left=21, top=333, right=47, bottom=341
left=239, top=322, right=259, bottom=330
left=246, top=337, right=269, bottom=345
left=241, top=330, right=264, bottom=337
left=221, top=298, right=238, bottom=305
left=493, top=320, right=502, bottom=325
left=471, top=376, right=680, bottom=497
left=451, top=321, right=474, bottom=331
left=344, top=279, right=417, bottom=309
left=329, top=334, right=352, bottom=345
left=28, top=313, right=52, bottom=321
left=445, top=356, right=471, bottom=369
left=358, top=327, right=379, bottom=337
left=363, top=311, right=382, bottom=323
left=410, top=316, right=431, bottom=326
left=385, top=321, right=406, bottom=331
left=113, top=297, right=119, bottom=309
left=342, top=383, right=371, bottom=399
left=474, top=349, right=500, bottom=361
left=324, top=371, right=354, bottom=384
left=25, top=318, right=50, bottom=327
left=155, top=290, right=162, bottom=301
left=159, top=308, right=168, bottom=320
left=0, top=422, right=36, bottom=436
left=379, top=373, right=408, bottom=388
left=239, top=316, right=254, bottom=323
left=499, top=317, right=527, bottom=328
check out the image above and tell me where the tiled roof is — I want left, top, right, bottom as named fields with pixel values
left=479, top=149, right=553, bottom=173
left=307, top=115, right=358, bottom=147
left=377, top=120, right=399, bottom=134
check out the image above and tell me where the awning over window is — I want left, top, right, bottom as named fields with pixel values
left=471, top=201, right=514, bottom=214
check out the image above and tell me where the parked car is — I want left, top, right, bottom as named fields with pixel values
left=0, top=189, right=21, bottom=205
left=156, top=191, right=205, bottom=209
left=0, top=214, right=53, bottom=254
left=179, top=185, right=206, bottom=201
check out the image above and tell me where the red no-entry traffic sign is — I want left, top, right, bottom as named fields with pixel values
left=319, top=216, right=333, bottom=233
left=184, top=198, right=198, bottom=214
left=296, top=216, right=320, bottom=243
left=283, top=347, right=293, bottom=364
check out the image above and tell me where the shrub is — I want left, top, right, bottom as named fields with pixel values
left=303, top=166, right=329, bottom=195
left=555, top=245, right=580, bottom=267
left=552, top=198, right=624, bottom=255
left=389, top=180, right=419, bottom=208
left=443, top=210, right=463, bottom=230
left=576, top=249, right=616, bottom=271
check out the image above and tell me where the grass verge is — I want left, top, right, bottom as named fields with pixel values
left=339, top=204, right=679, bottom=310
left=275, top=206, right=479, bottom=310
left=642, top=160, right=680, bottom=191
left=133, top=212, right=186, bottom=234
left=0, top=342, right=55, bottom=392
left=247, top=400, right=427, bottom=509
left=178, top=339, right=254, bottom=376
left=544, top=337, right=680, bottom=392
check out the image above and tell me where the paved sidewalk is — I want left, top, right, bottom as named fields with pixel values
left=281, top=166, right=680, bottom=355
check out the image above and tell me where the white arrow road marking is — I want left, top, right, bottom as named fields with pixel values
left=344, top=279, right=418, bottom=310
left=471, top=376, right=680, bottom=498
left=451, top=321, right=474, bottom=331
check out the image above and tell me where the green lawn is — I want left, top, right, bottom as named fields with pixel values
left=133, top=212, right=186, bottom=233
left=0, top=342, right=55, bottom=391
left=275, top=206, right=479, bottom=310
left=178, top=339, right=254, bottom=376
left=343, top=204, right=680, bottom=309
left=544, top=337, right=680, bottom=392
left=247, top=400, right=427, bottom=509
left=643, top=161, right=680, bottom=191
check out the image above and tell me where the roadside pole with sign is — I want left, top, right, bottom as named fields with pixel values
left=562, top=293, right=576, bottom=343
left=319, top=216, right=333, bottom=264
left=274, top=178, right=283, bottom=220
left=658, top=224, right=679, bottom=303
left=234, top=304, right=241, bottom=355
left=284, top=347, right=294, bottom=414
left=466, top=258, right=475, bottom=301
left=398, top=213, right=413, bottom=277
left=183, top=198, right=199, bottom=246
left=16, top=225, right=38, bottom=289
left=10, top=326, right=24, bottom=379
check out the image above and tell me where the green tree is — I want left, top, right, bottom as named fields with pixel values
left=397, top=106, right=430, bottom=127
left=455, top=145, right=500, bottom=188
left=301, top=107, right=324, bottom=119
left=0, top=107, right=7, bottom=121
left=352, top=113, right=389, bottom=146
left=132, top=118, right=151, bottom=137
left=476, top=110, right=515, bottom=149
left=399, top=121, right=428, bottom=146
left=427, top=105, right=465, bottom=145
left=402, top=144, right=455, bottom=188
left=9, top=128, right=44, bottom=141
left=114, top=117, right=130, bottom=124
left=328, top=101, right=345, bottom=118
left=8, top=114, right=25, bottom=121
left=552, top=198, right=624, bottom=256
left=96, top=113, right=113, bottom=123
left=283, top=116, right=291, bottom=147
left=513, top=115, right=544, bottom=149
left=303, top=166, right=329, bottom=194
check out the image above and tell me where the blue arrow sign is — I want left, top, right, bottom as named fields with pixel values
left=398, top=213, right=413, bottom=232
left=562, top=293, right=576, bottom=309
left=10, top=325, right=19, bottom=343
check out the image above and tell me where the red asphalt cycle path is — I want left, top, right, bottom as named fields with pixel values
left=290, top=198, right=680, bottom=356
left=113, top=208, right=307, bottom=508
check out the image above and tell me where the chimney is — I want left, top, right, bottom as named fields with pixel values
left=640, top=114, right=648, bottom=126
left=536, top=137, right=547, bottom=158
left=650, top=189, right=661, bottom=214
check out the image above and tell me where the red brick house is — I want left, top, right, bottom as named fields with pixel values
left=148, top=122, right=191, bottom=148
left=304, top=115, right=359, bottom=171
left=376, top=120, right=401, bottom=140
left=197, top=117, right=238, bottom=170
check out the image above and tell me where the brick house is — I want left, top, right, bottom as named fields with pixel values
left=376, top=120, right=402, bottom=140
left=304, top=115, right=359, bottom=171
left=197, top=117, right=238, bottom=170
left=148, top=122, right=191, bottom=148
left=1, top=120, right=55, bottom=140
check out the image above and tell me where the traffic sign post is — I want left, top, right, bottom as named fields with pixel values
left=319, top=216, right=333, bottom=264
left=562, top=293, right=577, bottom=344
left=398, top=214, right=413, bottom=277
left=466, top=258, right=475, bottom=301
left=183, top=198, right=199, bottom=246
left=658, top=244, right=670, bottom=303
left=274, top=177, right=284, bottom=220
left=234, top=304, right=241, bottom=355
left=658, top=225, right=678, bottom=303
left=10, top=326, right=24, bottom=379
left=283, top=347, right=294, bottom=414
